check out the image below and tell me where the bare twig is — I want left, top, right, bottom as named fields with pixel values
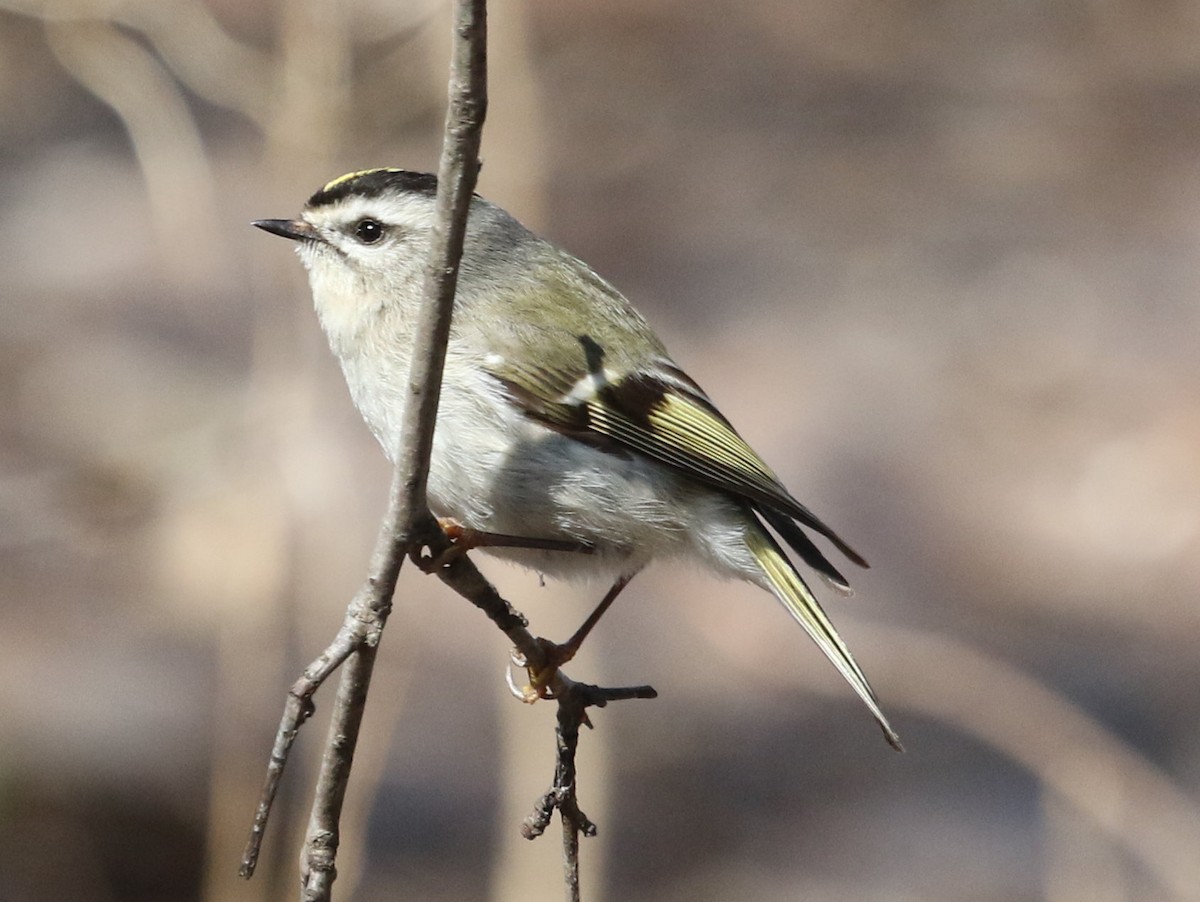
left=393, top=0, right=488, bottom=516
left=520, top=678, right=657, bottom=902
left=240, top=0, right=487, bottom=896
left=239, top=506, right=432, bottom=879
left=241, top=1, right=654, bottom=897
left=295, top=640, right=380, bottom=901
left=295, top=0, right=489, bottom=890
left=412, top=506, right=659, bottom=902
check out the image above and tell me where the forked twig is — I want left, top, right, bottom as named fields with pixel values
left=522, top=677, right=658, bottom=902
left=419, top=548, right=659, bottom=899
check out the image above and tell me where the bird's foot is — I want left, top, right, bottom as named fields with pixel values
left=417, top=518, right=594, bottom=572
left=506, top=637, right=579, bottom=702
left=504, top=572, right=636, bottom=701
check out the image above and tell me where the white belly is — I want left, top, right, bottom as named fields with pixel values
left=342, top=350, right=756, bottom=585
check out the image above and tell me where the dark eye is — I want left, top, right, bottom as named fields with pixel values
left=354, top=219, right=384, bottom=244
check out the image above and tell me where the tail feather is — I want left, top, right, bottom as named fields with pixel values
left=744, top=523, right=903, bottom=751
left=756, top=506, right=853, bottom=595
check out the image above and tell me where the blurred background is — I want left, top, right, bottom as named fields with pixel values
left=2, top=0, right=1199, bottom=899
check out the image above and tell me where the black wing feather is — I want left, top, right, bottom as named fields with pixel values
left=489, top=358, right=868, bottom=571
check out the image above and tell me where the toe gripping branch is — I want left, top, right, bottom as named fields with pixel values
left=241, top=510, right=654, bottom=896
left=413, top=518, right=657, bottom=855
left=415, top=517, right=595, bottom=571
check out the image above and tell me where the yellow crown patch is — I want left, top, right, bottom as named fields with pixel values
left=320, top=167, right=404, bottom=193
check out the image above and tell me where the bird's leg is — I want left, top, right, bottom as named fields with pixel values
left=415, top=517, right=594, bottom=571
left=511, top=571, right=638, bottom=701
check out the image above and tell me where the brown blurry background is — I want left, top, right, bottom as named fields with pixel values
left=2, top=1, right=1199, bottom=900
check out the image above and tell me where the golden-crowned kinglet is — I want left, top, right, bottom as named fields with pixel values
left=255, top=167, right=900, bottom=749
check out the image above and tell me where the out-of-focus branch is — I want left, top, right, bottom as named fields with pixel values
left=718, top=618, right=1200, bottom=902
left=217, top=2, right=352, bottom=897
left=876, top=625, right=1200, bottom=902
left=113, top=1, right=274, bottom=126
left=3, top=0, right=273, bottom=126
left=42, top=17, right=224, bottom=285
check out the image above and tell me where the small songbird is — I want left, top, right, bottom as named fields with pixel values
left=255, top=167, right=900, bottom=749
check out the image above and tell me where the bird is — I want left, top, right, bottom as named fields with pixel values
left=254, top=167, right=901, bottom=749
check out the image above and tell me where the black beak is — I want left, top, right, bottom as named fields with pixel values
left=252, top=218, right=320, bottom=241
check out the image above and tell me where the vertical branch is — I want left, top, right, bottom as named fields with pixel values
left=241, top=3, right=648, bottom=898
left=393, top=0, right=488, bottom=522
left=293, top=2, right=489, bottom=900
left=297, top=644, right=380, bottom=902
left=555, top=702, right=588, bottom=902
left=519, top=680, right=656, bottom=902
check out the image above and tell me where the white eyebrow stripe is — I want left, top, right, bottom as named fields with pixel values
left=305, top=193, right=438, bottom=234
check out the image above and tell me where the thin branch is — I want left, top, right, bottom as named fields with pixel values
left=241, top=1, right=653, bottom=897
left=240, top=0, right=488, bottom=896
left=392, top=0, right=488, bottom=520
left=869, top=624, right=1200, bottom=901
left=414, top=525, right=658, bottom=902
left=239, top=507, right=427, bottom=879
left=703, top=612, right=1200, bottom=901
left=297, top=641, right=380, bottom=901
left=296, top=0, right=488, bottom=890
left=519, top=679, right=657, bottom=902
